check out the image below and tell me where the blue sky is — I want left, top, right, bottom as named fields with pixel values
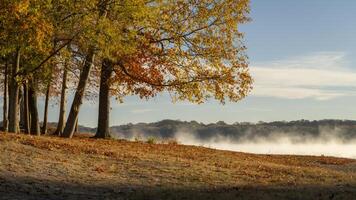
left=33, top=1, right=356, bottom=127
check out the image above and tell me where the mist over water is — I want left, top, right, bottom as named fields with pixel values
left=174, top=131, right=356, bottom=159
left=115, top=121, right=356, bottom=159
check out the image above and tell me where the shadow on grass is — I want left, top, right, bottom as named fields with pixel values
left=0, top=174, right=355, bottom=200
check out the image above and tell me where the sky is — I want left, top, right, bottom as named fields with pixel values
left=26, top=1, right=356, bottom=127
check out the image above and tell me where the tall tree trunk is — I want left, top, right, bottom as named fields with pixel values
left=61, top=0, right=108, bottom=138
left=23, top=82, right=30, bottom=134
left=55, top=66, right=68, bottom=136
left=74, top=118, right=78, bottom=133
left=8, top=49, right=20, bottom=133
left=62, top=50, right=95, bottom=138
left=42, top=84, right=50, bottom=135
left=3, top=59, right=8, bottom=132
left=94, top=59, right=113, bottom=138
left=19, top=86, right=24, bottom=130
left=28, top=83, right=40, bottom=136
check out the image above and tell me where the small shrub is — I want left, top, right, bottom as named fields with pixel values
left=166, top=139, right=179, bottom=145
left=146, top=137, right=156, bottom=144
left=134, top=137, right=141, bottom=142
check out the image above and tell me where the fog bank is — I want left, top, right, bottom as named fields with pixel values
left=112, top=120, right=356, bottom=159
left=174, top=131, right=356, bottom=159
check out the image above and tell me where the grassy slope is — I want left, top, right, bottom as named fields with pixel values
left=1, top=133, right=356, bottom=200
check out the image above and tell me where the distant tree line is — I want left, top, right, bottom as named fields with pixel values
left=105, top=119, right=356, bottom=142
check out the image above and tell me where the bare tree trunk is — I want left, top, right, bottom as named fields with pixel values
left=74, top=118, right=78, bottom=133
left=42, top=84, right=50, bottom=135
left=61, top=0, right=109, bottom=138
left=55, top=66, right=68, bottom=136
left=8, top=49, right=20, bottom=133
left=3, top=59, right=8, bottom=132
left=19, top=86, right=23, bottom=131
left=94, top=59, right=113, bottom=138
left=23, top=82, right=30, bottom=134
left=28, top=83, right=40, bottom=136
left=62, top=50, right=95, bottom=138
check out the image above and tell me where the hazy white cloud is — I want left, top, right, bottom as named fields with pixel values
left=250, top=52, right=356, bottom=100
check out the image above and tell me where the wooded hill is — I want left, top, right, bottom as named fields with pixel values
left=69, top=119, right=356, bottom=142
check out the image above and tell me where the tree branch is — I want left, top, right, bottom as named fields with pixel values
left=114, top=60, right=223, bottom=87
left=16, top=32, right=80, bottom=77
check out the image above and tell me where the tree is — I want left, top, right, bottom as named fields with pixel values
left=96, top=0, right=252, bottom=138
left=62, top=0, right=131, bottom=138
left=2, top=58, right=8, bottom=132
left=94, top=59, right=113, bottom=138
left=54, top=64, right=68, bottom=136
left=28, top=80, right=40, bottom=135
left=62, top=50, right=95, bottom=138
left=22, top=81, right=30, bottom=134
left=42, top=83, right=50, bottom=134
left=0, top=0, right=54, bottom=133
left=8, top=49, right=21, bottom=133
left=0, top=0, right=252, bottom=139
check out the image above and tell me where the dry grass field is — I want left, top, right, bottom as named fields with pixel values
left=1, top=132, right=356, bottom=200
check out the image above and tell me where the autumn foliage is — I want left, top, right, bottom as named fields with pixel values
left=0, top=0, right=252, bottom=138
